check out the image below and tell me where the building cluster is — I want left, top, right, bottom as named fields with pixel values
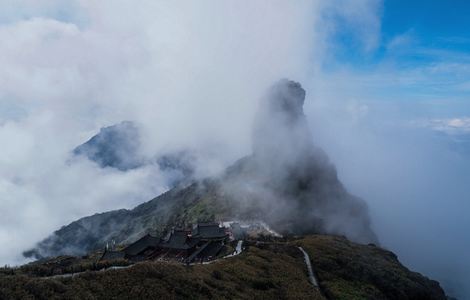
left=100, top=221, right=281, bottom=264
left=100, top=222, right=233, bottom=264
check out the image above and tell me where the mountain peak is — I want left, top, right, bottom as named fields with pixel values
left=26, top=79, right=377, bottom=259
left=266, top=79, right=306, bottom=119
left=73, top=121, right=142, bottom=171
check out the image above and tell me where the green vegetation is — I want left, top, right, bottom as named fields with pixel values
left=3, top=235, right=447, bottom=299
left=1, top=253, right=131, bottom=278
left=0, top=242, right=322, bottom=300
left=297, top=235, right=446, bottom=300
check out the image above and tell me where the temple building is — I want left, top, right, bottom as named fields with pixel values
left=100, top=222, right=230, bottom=263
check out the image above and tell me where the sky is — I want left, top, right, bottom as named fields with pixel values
left=0, top=1, right=469, bottom=298
left=314, top=1, right=470, bottom=298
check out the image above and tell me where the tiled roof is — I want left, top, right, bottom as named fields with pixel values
left=101, top=250, right=125, bottom=261
left=193, top=223, right=227, bottom=239
left=123, top=234, right=160, bottom=256
left=160, top=230, right=199, bottom=250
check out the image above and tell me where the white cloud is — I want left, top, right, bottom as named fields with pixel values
left=413, top=118, right=470, bottom=135
left=323, top=0, right=382, bottom=52
left=0, top=0, right=331, bottom=265
left=386, top=31, right=416, bottom=52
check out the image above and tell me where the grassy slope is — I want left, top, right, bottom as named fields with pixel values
left=297, top=235, right=446, bottom=300
left=0, top=243, right=323, bottom=300
left=5, top=235, right=447, bottom=300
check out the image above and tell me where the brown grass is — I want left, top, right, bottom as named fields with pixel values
left=0, top=242, right=323, bottom=300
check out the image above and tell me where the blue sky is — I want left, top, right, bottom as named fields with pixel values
left=383, top=0, right=470, bottom=50
left=336, top=0, right=470, bottom=63
left=326, top=0, right=470, bottom=123
left=315, top=4, right=470, bottom=297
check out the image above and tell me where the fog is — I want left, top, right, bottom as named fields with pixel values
left=307, top=74, right=470, bottom=298
left=0, top=0, right=323, bottom=264
left=218, top=79, right=377, bottom=244
left=0, top=1, right=468, bottom=298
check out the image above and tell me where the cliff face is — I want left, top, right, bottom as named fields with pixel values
left=221, top=79, right=376, bottom=242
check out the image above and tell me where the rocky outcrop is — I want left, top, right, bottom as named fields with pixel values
left=222, top=79, right=377, bottom=243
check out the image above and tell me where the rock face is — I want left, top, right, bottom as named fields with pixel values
left=222, top=79, right=377, bottom=243
left=26, top=79, right=376, bottom=258
left=73, top=121, right=143, bottom=171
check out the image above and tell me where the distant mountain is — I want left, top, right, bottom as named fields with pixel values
left=73, top=121, right=196, bottom=186
left=25, top=79, right=376, bottom=259
left=73, top=121, right=143, bottom=171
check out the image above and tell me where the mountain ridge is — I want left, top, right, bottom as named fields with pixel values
left=25, top=79, right=377, bottom=259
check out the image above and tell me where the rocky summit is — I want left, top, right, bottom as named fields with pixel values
left=225, top=79, right=377, bottom=242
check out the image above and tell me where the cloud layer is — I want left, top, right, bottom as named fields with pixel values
left=0, top=0, right=328, bottom=265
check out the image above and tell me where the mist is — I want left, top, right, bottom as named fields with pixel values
left=0, top=0, right=322, bottom=265
left=307, top=74, right=470, bottom=298
left=217, top=79, right=377, bottom=244
left=0, top=0, right=469, bottom=298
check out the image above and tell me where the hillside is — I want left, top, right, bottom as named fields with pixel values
left=298, top=236, right=445, bottom=300
left=4, top=235, right=446, bottom=299
left=23, top=180, right=229, bottom=259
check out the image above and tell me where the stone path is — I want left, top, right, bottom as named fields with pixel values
left=298, top=246, right=319, bottom=287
